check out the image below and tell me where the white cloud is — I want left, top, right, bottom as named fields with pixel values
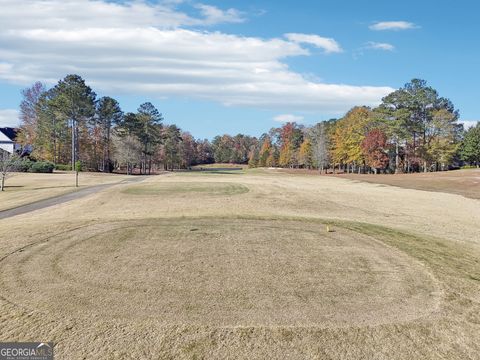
left=285, top=33, right=342, bottom=54
left=461, top=120, right=479, bottom=129
left=194, top=4, right=245, bottom=25
left=0, top=0, right=243, bottom=29
left=369, top=21, right=418, bottom=31
left=273, top=114, right=304, bottom=123
left=0, top=0, right=394, bottom=114
left=0, top=109, right=19, bottom=127
left=365, top=42, right=395, bottom=51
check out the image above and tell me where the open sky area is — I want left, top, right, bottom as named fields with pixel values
left=0, top=0, right=478, bottom=138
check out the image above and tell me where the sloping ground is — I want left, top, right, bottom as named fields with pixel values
left=336, top=168, right=480, bottom=200
left=0, top=171, right=479, bottom=359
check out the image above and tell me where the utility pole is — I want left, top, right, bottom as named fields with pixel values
left=71, top=118, right=79, bottom=187
left=71, top=118, right=75, bottom=171
left=70, top=84, right=79, bottom=188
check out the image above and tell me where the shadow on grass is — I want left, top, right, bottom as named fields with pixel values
left=31, top=185, right=76, bottom=190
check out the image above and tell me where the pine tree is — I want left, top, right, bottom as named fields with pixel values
left=461, top=123, right=480, bottom=166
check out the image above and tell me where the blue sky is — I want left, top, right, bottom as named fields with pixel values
left=0, top=0, right=478, bottom=138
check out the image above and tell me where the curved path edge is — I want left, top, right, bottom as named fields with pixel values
left=0, top=176, right=147, bottom=220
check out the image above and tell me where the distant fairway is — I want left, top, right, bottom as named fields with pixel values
left=123, top=181, right=249, bottom=196
left=0, top=169, right=479, bottom=359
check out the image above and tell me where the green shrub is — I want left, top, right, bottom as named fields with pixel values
left=55, top=164, right=72, bottom=171
left=29, top=161, right=55, bottom=173
left=15, top=159, right=34, bottom=172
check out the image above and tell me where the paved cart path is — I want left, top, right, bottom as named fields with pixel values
left=0, top=176, right=146, bottom=220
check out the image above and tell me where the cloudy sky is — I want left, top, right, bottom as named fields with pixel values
left=0, top=0, right=478, bottom=137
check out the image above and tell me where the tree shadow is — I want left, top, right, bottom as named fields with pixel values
left=31, top=185, right=75, bottom=190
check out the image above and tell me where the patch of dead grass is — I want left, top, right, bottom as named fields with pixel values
left=0, top=217, right=479, bottom=358
left=0, top=170, right=479, bottom=359
left=0, top=172, right=133, bottom=211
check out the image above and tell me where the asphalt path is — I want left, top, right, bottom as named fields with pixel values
left=0, top=176, right=146, bottom=220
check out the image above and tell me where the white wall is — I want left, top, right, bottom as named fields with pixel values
left=0, top=131, right=14, bottom=154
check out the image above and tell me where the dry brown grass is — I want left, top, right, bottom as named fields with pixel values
left=337, top=168, right=480, bottom=199
left=0, top=171, right=132, bottom=211
left=280, top=168, right=480, bottom=200
left=0, top=169, right=479, bottom=359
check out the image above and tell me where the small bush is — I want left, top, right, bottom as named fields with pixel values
left=29, top=161, right=55, bottom=173
left=15, top=159, right=34, bottom=172
left=55, top=164, right=72, bottom=171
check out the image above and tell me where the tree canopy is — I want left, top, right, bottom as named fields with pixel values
left=16, top=75, right=473, bottom=174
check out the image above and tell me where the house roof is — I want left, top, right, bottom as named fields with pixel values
left=0, top=127, right=18, bottom=141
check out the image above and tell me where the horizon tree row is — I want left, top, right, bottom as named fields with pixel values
left=248, top=79, right=479, bottom=173
left=15, top=75, right=480, bottom=174
left=17, top=75, right=217, bottom=173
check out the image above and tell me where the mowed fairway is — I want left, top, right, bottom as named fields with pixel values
left=0, top=169, right=479, bottom=359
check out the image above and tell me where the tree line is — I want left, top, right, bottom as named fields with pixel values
left=248, top=79, right=479, bottom=173
left=17, top=75, right=217, bottom=174
left=15, top=75, right=480, bottom=174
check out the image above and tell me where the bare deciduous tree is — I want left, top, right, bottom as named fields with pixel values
left=112, top=134, right=142, bottom=175
left=310, top=121, right=331, bottom=173
left=0, top=151, right=20, bottom=191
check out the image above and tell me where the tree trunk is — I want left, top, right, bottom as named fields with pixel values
left=1, top=175, right=5, bottom=191
left=105, top=127, right=111, bottom=173
left=395, top=141, right=400, bottom=174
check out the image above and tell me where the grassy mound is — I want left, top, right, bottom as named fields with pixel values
left=1, top=217, right=438, bottom=327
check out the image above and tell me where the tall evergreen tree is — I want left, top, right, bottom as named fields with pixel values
left=96, top=97, right=123, bottom=172
left=136, top=102, right=163, bottom=174
left=379, top=79, right=459, bottom=172
left=49, top=74, right=96, bottom=169
left=461, top=123, right=480, bottom=166
left=163, top=125, right=182, bottom=170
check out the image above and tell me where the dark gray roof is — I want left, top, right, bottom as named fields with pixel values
left=0, top=127, right=18, bottom=141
